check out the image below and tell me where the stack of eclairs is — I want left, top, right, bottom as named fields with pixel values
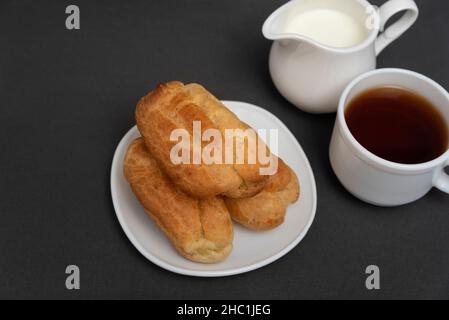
left=124, top=81, right=300, bottom=263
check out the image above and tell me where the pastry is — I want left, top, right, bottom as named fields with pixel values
left=124, top=138, right=233, bottom=263
left=224, top=159, right=300, bottom=230
left=135, top=81, right=274, bottom=199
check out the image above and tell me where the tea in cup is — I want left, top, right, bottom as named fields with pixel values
left=330, top=69, right=449, bottom=206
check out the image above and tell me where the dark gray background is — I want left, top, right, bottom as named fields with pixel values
left=0, top=0, right=448, bottom=300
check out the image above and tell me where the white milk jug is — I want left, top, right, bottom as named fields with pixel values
left=262, top=0, right=419, bottom=113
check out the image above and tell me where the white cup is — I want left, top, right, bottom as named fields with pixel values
left=330, top=68, right=449, bottom=206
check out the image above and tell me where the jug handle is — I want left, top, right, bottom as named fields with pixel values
left=375, top=0, right=419, bottom=56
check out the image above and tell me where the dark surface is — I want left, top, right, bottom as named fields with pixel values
left=0, top=0, right=448, bottom=300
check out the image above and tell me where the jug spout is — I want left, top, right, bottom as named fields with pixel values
left=262, top=4, right=294, bottom=42
left=263, top=0, right=376, bottom=50
left=262, top=1, right=316, bottom=48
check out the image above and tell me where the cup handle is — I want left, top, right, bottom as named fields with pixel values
left=434, top=160, right=449, bottom=194
left=375, top=0, right=419, bottom=56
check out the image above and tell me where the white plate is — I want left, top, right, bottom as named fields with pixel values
left=111, top=101, right=317, bottom=277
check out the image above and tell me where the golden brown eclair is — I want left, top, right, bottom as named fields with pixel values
left=135, top=81, right=271, bottom=199
left=224, top=159, right=300, bottom=230
left=124, top=138, right=233, bottom=263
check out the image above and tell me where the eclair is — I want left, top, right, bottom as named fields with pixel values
left=124, top=138, right=233, bottom=263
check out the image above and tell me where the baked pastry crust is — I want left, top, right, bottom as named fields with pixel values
left=124, top=138, right=233, bottom=263
left=135, top=81, right=270, bottom=199
left=224, top=159, right=300, bottom=230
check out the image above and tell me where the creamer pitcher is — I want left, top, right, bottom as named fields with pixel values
left=262, top=0, right=419, bottom=113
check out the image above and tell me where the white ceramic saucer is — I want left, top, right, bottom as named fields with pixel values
left=111, top=101, right=317, bottom=277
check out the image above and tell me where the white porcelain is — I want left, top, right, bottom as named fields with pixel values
left=111, top=101, right=317, bottom=277
left=330, top=69, right=449, bottom=206
left=262, top=0, right=419, bottom=113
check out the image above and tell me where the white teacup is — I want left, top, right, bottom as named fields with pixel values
left=330, top=69, right=449, bottom=206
